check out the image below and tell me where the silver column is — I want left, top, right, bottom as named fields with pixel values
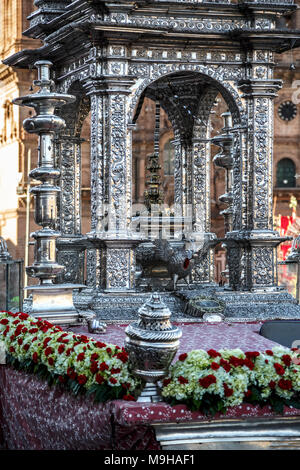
left=211, top=111, right=234, bottom=284
left=13, top=61, right=85, bottom=325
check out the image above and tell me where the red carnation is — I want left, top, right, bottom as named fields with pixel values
left=99, top=362, right=109, bottom=372
left=57, top=333, right=67, bottom=341
left=91, top=353, right=99, bottom=361
left=77, top=374, right=87, bottom=385
left=40, top=326, right=50, bottom=333
left=243, top=359, right=255, bottom=370
left=220, top=359, right=231, bottom=373
left=265, top=359, right=269, bottom=364
left=66, top=348, right=73, bottom=357
left=80, top=335, right=89, bottom=343
left=274, top=363, right=285, bottom=376
left=211, top=362, right=220, bottom=370
left=269, top=380, right=276, bottom=389
left=178, top=375, right=189, bottom=385
left=116, top=352, right=128, bottom=364
left=179, top=353, right=188, bottom=362
left=245, top=351, right=260, bottom=360
left=18, top=313, right=29, bottom=321
left=266, top=350, right=274, bottom=356
left=95, top=374, right=105, bottom=385
left=48, top=357, right=54, bottom=366
left=58, top=344, right=65, bottom=354
left=90, top=361, right=99, bottom=374
left=223, top=383, right=234, bottom=397
left=77, top=352, right=85, bottom=362
left=23, top=344, right=29, bottom=352
left=207, top=349, right=221, bottom=358
left=9, top=346, right=15, bottom=353
left=32, top=352, right=38, bottom=363
left=17, top=338, right=23, bottom=346
left=3, top=326, right=9, bottom=337
left=106, top=348, right=112, bottom=354
left=45, top=347, right=53, bottom=357
left=109, top=377, right=117, bottom=385
left=163, top=378, right=172, bottom=387
left=29, top=328, right=38, bottom=334
left=244, top=389, right=252, bottom=398
left=229, top=356, right=244, bottom=367
left=96, top=342, right=107, bottom=349
left=123, top=394, right=135, bottom=401
left=0, top=319, right=8, bottom=325
left=43, top=337, right=51, bottom=348
left=13, top=320, right=20, bottom=325
left=278, top=378, right=293, bottom=391
left=282, top=355, right=292, bottom=367
left=199, top=374, right=217, bottom=389
left=111, top=368, right=121, bottom=374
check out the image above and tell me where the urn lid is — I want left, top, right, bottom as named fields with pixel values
left=138, top=293, right=172, bottom=320
left=125, top=293, right=182, bottom=343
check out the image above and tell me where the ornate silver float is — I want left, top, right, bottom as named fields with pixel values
left=4, top=0, right=300, bottom=321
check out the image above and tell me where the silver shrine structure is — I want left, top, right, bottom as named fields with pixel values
left=5, top=0, right=300, bottom=321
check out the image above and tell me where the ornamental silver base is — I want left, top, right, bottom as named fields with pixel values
left=152, top=416, right=300, bottom=450
left=25, top=283, right=85, bottom=326
left=137, top=382, right=164, bottom=403
left=74, top=285, right=300, bottom=322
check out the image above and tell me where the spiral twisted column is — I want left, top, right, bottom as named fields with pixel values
left=13, top=61, right=85, bottom=325
left=211, top=111, right=234, bottom=283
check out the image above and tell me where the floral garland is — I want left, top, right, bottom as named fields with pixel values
left=2, top=311, right=300, bottom=416
left=0, top=311, right=141, bottom=402
left=161, top=348, right=300, bottom=415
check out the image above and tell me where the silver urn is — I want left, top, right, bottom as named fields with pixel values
left=125, top=293, right=182, bottom=402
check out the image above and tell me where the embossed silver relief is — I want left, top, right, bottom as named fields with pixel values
left=106, top=249, right=130, bottom=289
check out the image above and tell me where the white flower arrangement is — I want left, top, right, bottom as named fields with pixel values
left=161, top=347, right=300, bottom=414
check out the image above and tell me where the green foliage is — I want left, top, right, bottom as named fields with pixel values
left=165, top=393, right=227, bottom=416
left=244, top=385, right=300, bottom=415
left=5, top=353, right=126, bottom=404
left=87, top=383, right=124, bottom=403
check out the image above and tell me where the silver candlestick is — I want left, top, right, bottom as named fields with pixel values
left=13, top=61, right=98, bottom=327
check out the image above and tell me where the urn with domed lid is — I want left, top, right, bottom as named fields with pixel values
left=125, top=293, right=182, bottom=402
